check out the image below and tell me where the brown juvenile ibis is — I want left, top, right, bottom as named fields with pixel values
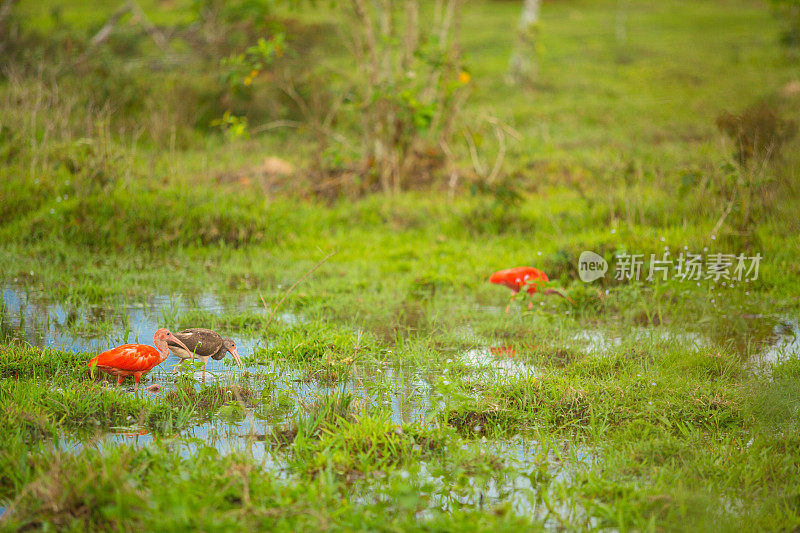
left=87, top=328, right=190, bottom=393
left=489, top=266, right=574, bottom=312
left=167, top=328, right=244, bottom=383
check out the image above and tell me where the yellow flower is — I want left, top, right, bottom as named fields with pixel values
left=458, top=70, right=470, bottom=84
left=243, top=76, right=252, bottom=86
left=250, top=69, right=259, bottom=78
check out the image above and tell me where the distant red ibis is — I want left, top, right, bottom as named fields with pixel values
left=490, top=345, right=517, bottom=358
left=88, top=328, right=189, bottom=392
left=167, top=328, right=244, bottom=383
left=490, top=343, right=537, bottom=358
left=489, top=266, right=574, bottom=312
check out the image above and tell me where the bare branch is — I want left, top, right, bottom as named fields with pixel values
left=89, top=0, right=169, bottom=51
left=90, top=1, right=134, bottom=48
left=486, top=123, right=507, bottom=185
left=128, top=1, right=169, bottom=51
left=463, top=128, right=486, bottom=177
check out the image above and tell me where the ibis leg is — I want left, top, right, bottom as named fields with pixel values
left=172, top=359, right=186, bottom=374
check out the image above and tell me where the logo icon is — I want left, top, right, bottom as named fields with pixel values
left=578, top=251, right=608, bottom=282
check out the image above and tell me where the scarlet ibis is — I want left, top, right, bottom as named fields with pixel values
left=87, top=328, right=189, bottom=392
left=489, top=266, right=574, bottom=312
left=167, top=328, right=244, bottom=383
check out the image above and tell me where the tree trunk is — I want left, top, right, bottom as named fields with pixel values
left=507, top=0, right=540, bottom=85
left=0, top=0, right=20, bottom=54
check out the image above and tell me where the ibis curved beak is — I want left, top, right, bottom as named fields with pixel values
left=229, top=347, right=245, bottom=372
left=168, top=336, right=191, bottom=354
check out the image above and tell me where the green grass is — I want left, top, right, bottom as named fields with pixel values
left=2, top=0, right=800, bottom=529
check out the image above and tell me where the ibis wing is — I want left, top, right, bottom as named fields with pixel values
left=90, top=344, right=161, bottom=372
left=172, top=329, right=222, bottom=358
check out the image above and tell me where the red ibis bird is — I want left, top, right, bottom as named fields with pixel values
left=87, top=328, right=189, bottom=392
left=489, top=266, right=574, bottom=312
left=167, top=328, right=244, bottom=383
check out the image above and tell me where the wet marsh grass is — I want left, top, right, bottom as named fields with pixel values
left=297, top=363, right=353, bottom=385
left=176, top=309, right=273, bottom=334
left=163, top=381, right=257, bottom=413
left=291, top=414, right=440, bottom=481
left=0, top=440, right=540, bottom=531
left=0, top=344, right=87, bottom=381
left=250, top=322, right=382, bottom=364
left=281, top=391, right=451, bottom=480
left=2, top=305, right=800, bottom=528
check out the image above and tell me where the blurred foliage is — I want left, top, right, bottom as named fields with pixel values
left=211, top=111, right=250, bottom=140
left=769, top=0, right=800, bottom=51
left=716, top=102, right=797, bottom=167
left=0, top=0, right=798, bottom=248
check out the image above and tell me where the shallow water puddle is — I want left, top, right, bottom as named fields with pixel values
left=1, top=284, right=270, bottom=375
left=51, top=366, right=437, bottom=471
left=570, top=322, right=799, bottom=363
left=3, top=284, right=439, bottom=422
left=2, top=287, right=443, bottom=460
left=54, top=428, right=592, bottom=521
left=58, top=415, right=289, bottom=465
left=757, top=319, right=800, bottom=365
left=572, top=327, right=709, bottom=355
left=460, top=318, right=799, bottom=383
left=349, top=437, right=594, bottom=520
left=462, top=347, right=540, bottom=377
